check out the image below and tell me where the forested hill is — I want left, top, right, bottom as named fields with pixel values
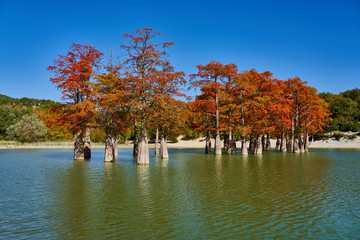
left=320, top=88, right=360, bottom=132
left=0, top=94, right=60, bottom=108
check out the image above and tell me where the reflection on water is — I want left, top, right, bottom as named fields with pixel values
left=0, top=148, right=359, bottom=239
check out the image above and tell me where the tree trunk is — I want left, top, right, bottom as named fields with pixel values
left=254, top=134, right=263, bottom=154
left=214, top=91, right=222, bottom=155
left=299, top=133, right=305, bottom=152
left=227, top=133, right=234, bottom=154
left=114, top=137, right=118, bottom=160
left=280, top=132, right=287, bottom=152
left=241, top=135, right=248, bottom=155
left=275, top=137, right=280, bottom=151
left=304, top=133, right=309, bottom=152
left=287, top=133, right=293, bottom=152
left=133, top=120, right=139, bottom=156
left=104, top=132, right=116, bottom=162
left=224, top=134, right=229, bottom=153
left=265, top=132, right=271, bottom=151
left=84, top=128, right=91, bottom=159
left=155, top=128, right=160, bottom=156
left=232, top=134, right=237, bottom=151
left=227, top=110, right=234, bottom=154
left=205, top=129, right=211, bottom=154
left=291, top=118, right=295, bottom=152
left=74, top=130, right=85, bottom=160
left=249, top=135, right=255, bottom=152
left=293, top=138, right=300, bottom=153
left=137, top=120, right=149, bottom=165
left=215, top=134, right=222, bottom=155
left=261, top=135, right=266, bottom=151
left=160, top=133, right=169, bottom=159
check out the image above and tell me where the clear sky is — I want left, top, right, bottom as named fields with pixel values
left=0, top=0, right=359, bottom=102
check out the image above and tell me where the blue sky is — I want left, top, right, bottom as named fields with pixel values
left=0, top=0, right=359, bottom=102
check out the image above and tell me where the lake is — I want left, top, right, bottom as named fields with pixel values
left=0, top=148, right=359, bottom=239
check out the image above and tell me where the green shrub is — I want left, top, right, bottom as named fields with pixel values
left=9, top=114, right=47, bottom=142
left=346, top=134, right=357, bottom=140
left=168, top=135, right=179, bottom=143
left=332, top=132, right=345, bottom=141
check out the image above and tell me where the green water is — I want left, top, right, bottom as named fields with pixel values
left=0, top=148, right=359, bottom=239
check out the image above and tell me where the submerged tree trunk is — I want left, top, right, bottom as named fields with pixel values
left=104, top=132, right=116, bottom=162
left=224, top=134, right=229, bottom=153
left=137, top=120, right=149, bottom=165
left=114, top=137, right=118, bottom=160
left=286, top=133, right=293, bottom=152
left=227, top=110, right=235, bottom=154
left=133, top=120, right=139, bottom=156
left=304, top=133, right=309, bottom=152
left=160, top=132, right=169, bottom=159
left=293, top=138, right=300, bottom=153
left=227, top=132, right=235, bottom=154
left=254, top=134, right=263, bottom=154
left=214, top=91, right=222, bottom=155
left=265, top=133, right=271, bottom=151
left=232, top=134, right=237, bottom=151
left=261, top=135, right=266, bottom=151
left=74, top=130, right=85, bottom=160
left=155, top=128, right=160, bottom=156
left=280, top=132, right=287, bottom=152
left=299, top=133, right=305, bottom=152
left=205, top=129, right=212, bottom=154
left=215, top=134, right=222, bottom=155
left=84, top=128, right=91, bottom=159
left=241, top=135, right=248, bottom=155
left=290, top=118, right=295, bottom=152
left=249, top=135, right=255, bottom=152
left=275, top=137, right=280, bottom=151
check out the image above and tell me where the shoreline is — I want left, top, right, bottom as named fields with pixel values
left=0, top=138, right=359, bottom=150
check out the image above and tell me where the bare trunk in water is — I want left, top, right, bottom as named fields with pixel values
left=214, top=91, right=222, bottom=155
left=104, top=132, right=116, bottom=162
left=133, top=120, right=139, bottom=156
left=241, top=135, right=248, bottom=155
left=290, top=118, right=295, bottom=152
left=84, top=128, right=91, bottom=159
left=265, top=132, right=271, bottom=151
left=231, top=134, right=237, bottom=152
left=160, top=132, right=168, bottom=159
left=74, top=130, right=84, bottom=160
left=224, top=135, right=229, bottom=153
left=155, top=128, right=160, bottom=156
left=249, top=135, right=255, bottom=152
left=137, top=120, right=149, bottom=165
left=205, top=128, right=212, bottom=154
left=227, top=132, right=235, bottom=154
left=293, top=138, right=300, bottom=153
left=114, top=137, right=118, bottom=160
left=261, top=135, right=266, bottom=151
left=215, top=134, right=221, bottom=155
left=299, top=133, right=305, bottom=153
left=275, top=137, right=280, bottom=151
left=304, top=133, right=309, bottom=152
left=227, top=110, right=234, bottom=154
left=280, top=132, right=287, bottom=152
left=254, top=134, right=263, bottom=154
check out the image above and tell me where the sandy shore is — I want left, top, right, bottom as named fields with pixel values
left=0, top=137, right=359, bottom=150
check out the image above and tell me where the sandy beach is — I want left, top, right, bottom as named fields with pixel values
left=1, top=137, right=359, bottom=150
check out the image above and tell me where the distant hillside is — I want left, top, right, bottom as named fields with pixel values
left=0, top=94, right=61, bottom=108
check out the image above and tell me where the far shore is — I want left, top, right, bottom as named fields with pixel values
left=0, top=138, right=359, bottom=150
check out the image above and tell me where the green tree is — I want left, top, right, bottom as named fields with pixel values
left=0, top=106, right=33, bottom=139
left=320, top=92, right=360, bottom=131
left=10, top=114, right=47, bottom=142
